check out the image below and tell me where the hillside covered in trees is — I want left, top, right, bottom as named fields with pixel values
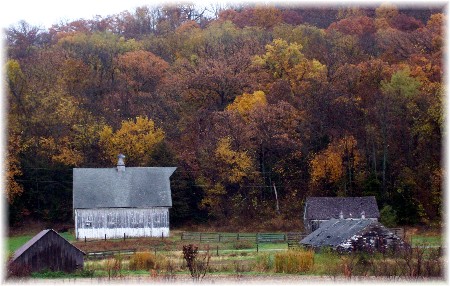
left=5, top=3, right=444, bottom=230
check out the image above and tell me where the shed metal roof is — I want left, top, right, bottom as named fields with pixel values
left=73, top=167, right=176, bottom=209
left=304, top=196, right=379, bottom=220
left=12, top=229, right=85, bottom=261
left=300, top=219, right=377, bottom=248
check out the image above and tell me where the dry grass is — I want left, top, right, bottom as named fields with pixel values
left=72, top=237, right=180, bottom=252
left=274, top=249, right=314, bottom=274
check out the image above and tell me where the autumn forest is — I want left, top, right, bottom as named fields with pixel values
left=5, top=3, right=444, bottom=230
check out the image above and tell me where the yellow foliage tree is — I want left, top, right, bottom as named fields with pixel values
left=253, top=38, right=327, bottom=95
left=215, top=136, right=253, bottom=183
left=6, top=132, right=24, bottom=204
left=199, top=136, right=254, bottom=218
left=99, top=116, right=165, bottom=166
left=226, top=90, right=267, bottom=120
left=310, top=135, right=362, bottom=195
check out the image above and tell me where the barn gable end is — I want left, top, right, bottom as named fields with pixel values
left=10, top=229, right=84, bottom=273
left=73, top=162, right=176, bottom=240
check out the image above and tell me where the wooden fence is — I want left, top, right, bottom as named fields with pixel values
left=181, top=232, right=299, bottom=244
left=86, top=249, right=137, bottom=260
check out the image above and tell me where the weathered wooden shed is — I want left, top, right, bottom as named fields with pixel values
left=73, top=155, right=176, bottom=239
left=300, top=218, right=407, bottom=252
left=303, top=196, right=380, bottom=233
left=10, top=229, right=84, bottom=273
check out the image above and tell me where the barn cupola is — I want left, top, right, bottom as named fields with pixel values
left=117, top=154, right=126, bottom=172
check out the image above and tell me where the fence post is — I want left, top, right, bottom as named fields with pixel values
left=85, top=237, right=86, bottom=243
left=237, top=233, right=240, bottom=240
left=105, top=234, right=106, bottom=241
left=162, top=231, right=164, bottom=240
left=218, top=233, right=221, bottom=242
left=257, top=243, right=259, bottom=253
left=154, top=247, right=157, bottom=255
left=200, top=233, right=202, bottom=242
left=124, top=233, right=126, bottom=241
left=216, top=245, right=219, bottom=256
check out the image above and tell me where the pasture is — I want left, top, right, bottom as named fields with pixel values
left=6, top=228, right=444, bottom=281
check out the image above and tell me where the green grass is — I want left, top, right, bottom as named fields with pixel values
left=7, top=235, right=34, bottom=255
left=410, top=235, right=441, bottom=247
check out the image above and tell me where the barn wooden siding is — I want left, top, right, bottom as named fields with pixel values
left=11, top=230, right=84, bottom=273
left=75, top=207, right=169, bottom=239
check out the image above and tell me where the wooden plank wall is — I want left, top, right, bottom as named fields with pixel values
left=75, top=207, right=170, bottom=239
left=12, top=231, right=83, bottom=273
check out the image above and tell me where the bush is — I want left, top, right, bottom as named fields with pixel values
left=129, top=252, right=156, bottom=271
left=380, top=205, right=397, bottom=227
left=274, top=249, right=314, bottom=273
left=104, top=255, right=123, bottom=278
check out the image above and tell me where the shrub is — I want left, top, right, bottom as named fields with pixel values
left=182, top=244, right=210, bottom=280
left=274, top=249, right=314, bottom=273
left=380, top=205, right=397, bottom=227
left=129, top=252, right=156, bottom=271
left=104, top=255, right=123, bottom=278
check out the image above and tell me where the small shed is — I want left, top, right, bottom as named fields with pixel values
left=300, top=219, right=407, bottom=253
left=73, top=155, right=176, bottom=239
left=303, top=196, right=380, bottom=233
left=10, top=229, right=85, bottom=273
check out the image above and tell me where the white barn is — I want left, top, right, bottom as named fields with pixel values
left=73, top=155, right=176, bottom=240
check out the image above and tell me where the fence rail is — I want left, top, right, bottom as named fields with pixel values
left=86, top=249, right=137, bottom=260
left=181, top=232, right=305, bottom=244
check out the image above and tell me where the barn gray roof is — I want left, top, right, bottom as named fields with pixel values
left=73, top=167, right=176, bottom=209
left=304, top=196, right=379, bottom=220
left=300, top=219, right=381, bottom=248
left=12, top=229, right=84, bottom=261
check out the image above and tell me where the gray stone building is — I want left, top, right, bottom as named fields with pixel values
left=300, top=218, right=407, bottom=252
left=303, top=196, right=380, bottom=233
left=73, top=155, right=176, bottom=239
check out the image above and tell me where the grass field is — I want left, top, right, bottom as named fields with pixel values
left=6, top=228, right=444, bottom=280
left=7, top=232, right=75, bottom=256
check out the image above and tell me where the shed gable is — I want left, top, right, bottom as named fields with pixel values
left=11, top=229, right=85, bottom=273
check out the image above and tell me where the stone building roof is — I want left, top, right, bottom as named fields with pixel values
left=304, top=196, right=380, bottom=220
left=300, top=218, right=403, bottom=250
